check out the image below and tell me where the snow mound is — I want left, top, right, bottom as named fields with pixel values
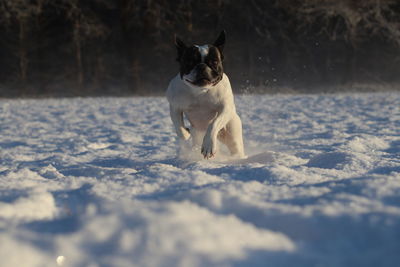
left=0, top=190, right=57, bottom=221
left=0, top=234, right=52, bottom=267
left=56, top=201, right=295, bottom=266
left=344, top=135, right=390, bottom=153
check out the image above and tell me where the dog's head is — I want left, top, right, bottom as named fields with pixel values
left=175, top=31, right=225, bottom=88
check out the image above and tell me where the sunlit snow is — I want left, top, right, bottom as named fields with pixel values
left=0, top=93, right=399, bottom=267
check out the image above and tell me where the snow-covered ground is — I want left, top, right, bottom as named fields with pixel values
left=0, top=93, right=399, bottom=267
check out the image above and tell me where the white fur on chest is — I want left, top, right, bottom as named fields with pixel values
left=167, top=74, right=235, bottom=131
left=167, top=74, right=233, bottom=108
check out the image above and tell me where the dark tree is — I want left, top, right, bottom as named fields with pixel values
left=0, top=0, right=399, bottom=97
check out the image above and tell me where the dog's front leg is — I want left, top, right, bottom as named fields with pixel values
left=201, top=107, right=231, bottom=159
left=170, top=105, right=190, bottom=140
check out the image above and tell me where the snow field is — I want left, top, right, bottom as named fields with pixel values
left=0, top=93, right=399, bottom=267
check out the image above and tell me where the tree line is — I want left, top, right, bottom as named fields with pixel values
left=0, top=0, right=399, bottom=97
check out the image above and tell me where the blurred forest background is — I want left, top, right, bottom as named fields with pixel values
left=0, top=0, right=399, bottom=97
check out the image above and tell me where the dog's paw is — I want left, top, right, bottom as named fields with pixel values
left=180, top=127, right=191, bottom=141
left=201, top=138, right=216, bottom=159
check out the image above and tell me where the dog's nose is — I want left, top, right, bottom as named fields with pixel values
left=196, top=63, right=208, bottom=71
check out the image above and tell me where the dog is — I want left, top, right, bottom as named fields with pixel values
left=166, top=30, right=245, bottom=159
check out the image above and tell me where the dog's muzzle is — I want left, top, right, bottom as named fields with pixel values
left=185, top=63, right=221, bottom=87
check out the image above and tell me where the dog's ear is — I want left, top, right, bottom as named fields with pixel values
left=213, top=30, right=226, bottom=53
left=174, top=35, right=187, bottom=62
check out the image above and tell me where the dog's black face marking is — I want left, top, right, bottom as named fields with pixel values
left=180, top=46, right=202, bottom=76
left=175, top=31, right=226, bottom=87
left=179, top=45, right=223, bottom=87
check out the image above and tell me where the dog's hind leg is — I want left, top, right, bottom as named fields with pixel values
left=218, top=114, right=245, bottom=158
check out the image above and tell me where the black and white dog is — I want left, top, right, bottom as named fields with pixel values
left=166, top=31, right=245, bottom=159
